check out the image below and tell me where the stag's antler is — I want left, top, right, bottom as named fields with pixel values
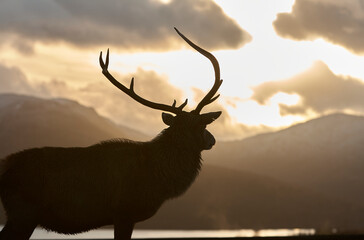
left=99, top=49, right=188, bottom=114
left=174, top=27, right=223, bottom=114
left=100, top=28, right=222, bottom=115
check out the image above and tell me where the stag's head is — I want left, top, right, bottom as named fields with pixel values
left=99, top=28, right=222, bottom=150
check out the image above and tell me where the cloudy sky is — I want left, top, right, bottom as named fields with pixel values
left=1, top=0, right=364, bottom=140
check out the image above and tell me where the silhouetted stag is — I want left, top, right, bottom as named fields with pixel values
left=0, top=28, right=223, bottom=240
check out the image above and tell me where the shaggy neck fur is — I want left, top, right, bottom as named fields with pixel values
left=146, top=127, right=203, bottom=199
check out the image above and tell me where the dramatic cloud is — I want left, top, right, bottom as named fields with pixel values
left=273, top=0, right=364, bottom=54
left=0, top=0, right=251, bottom=54
left=0, top=65, right=35, bottom=94
left=78, top=68, right=188, bottom=133
left=0, top=62, right=266, bottom=139
left=36, top=68, right=188, bottom=134
left=192, top=88, right=271, bottom=140
left=252, top=61, right=364, bottom=115
left=0, top=62, right=184, bottom=134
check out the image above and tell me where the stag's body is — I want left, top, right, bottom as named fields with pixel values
left=0, top=124, right=202, bottom=237
left=0, top=28, right=222, bottom=240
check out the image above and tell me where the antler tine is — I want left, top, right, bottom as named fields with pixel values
left=174, top=27, right=222, bottom=114
left=99, top=49, right=187, bottom=114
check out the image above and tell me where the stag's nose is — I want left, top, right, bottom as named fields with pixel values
left=203, top=130, right=216, bottom=150
left=207, top=139, right=215, bottom=150
left=209, top=136, right=216, bottom=147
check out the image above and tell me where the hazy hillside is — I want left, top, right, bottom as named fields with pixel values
left=205, top=113, right=364, bottom=207
left=1, top=94, right=364, bottom=231
left=139, top=165, right=364, bottom=230
left=0, top=93, right=149, bottom=158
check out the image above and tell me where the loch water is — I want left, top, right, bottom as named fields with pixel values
left=17, top=227, right=315, bottom=239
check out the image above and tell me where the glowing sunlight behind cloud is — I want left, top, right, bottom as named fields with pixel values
left=1, top=0, right=363, bottom=139
left=270, top=92, right=300, bottom=106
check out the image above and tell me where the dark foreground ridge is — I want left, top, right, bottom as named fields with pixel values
left=31, top=235, right=364, bottom=240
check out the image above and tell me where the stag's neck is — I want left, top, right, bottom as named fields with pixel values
left=150, top=128, right=202, bottom=167
left=146, top=128, right=202, bottom=198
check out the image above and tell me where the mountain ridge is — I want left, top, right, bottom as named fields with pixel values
left=1, top=93, right=363, bottom=231
left=205, top=113, right=364, bottom=207
left=0, top=93, right=149, bottom=158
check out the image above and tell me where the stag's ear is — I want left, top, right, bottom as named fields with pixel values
left=199, top=111, right=222, bottom=125
left=162, top=112, right=175, bottom=126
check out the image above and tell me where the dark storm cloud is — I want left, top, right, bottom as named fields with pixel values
left=0, top=0, right=251, bottom=53
left=273, top=0, right=364, bottom=54
left=252, top=61, right=364, bottom=115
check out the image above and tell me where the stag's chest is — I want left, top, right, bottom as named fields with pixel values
left=155, top=153, right=202, bottom=198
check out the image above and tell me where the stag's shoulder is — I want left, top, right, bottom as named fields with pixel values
left=91, top=138, right=147, bottom=152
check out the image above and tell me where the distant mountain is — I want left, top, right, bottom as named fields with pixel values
left=139, top=165, right=364, bottom=230
left=0, top=93, right=149, bottom=159
left=205, top=113, right=364, bottom=208
left=1, top=94, right=364, bottom=231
